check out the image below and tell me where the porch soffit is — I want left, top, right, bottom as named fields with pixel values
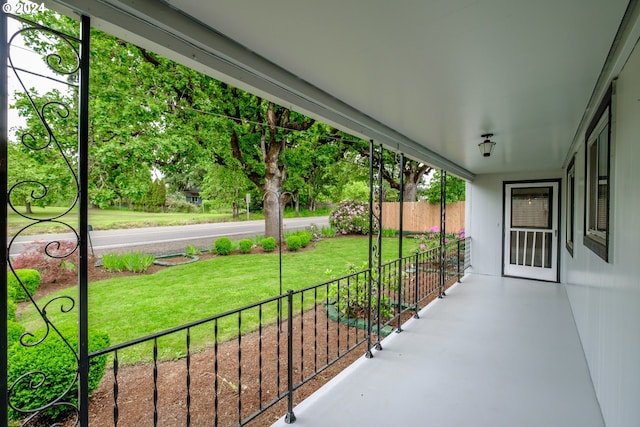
left=50, top=0, right=632, bottom=179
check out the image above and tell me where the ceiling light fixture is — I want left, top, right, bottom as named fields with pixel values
left=479, top=133, right=496, bottom=157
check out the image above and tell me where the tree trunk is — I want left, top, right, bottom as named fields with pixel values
left=262, top=157, right=284, bottom=243
left=232, top=202, right=239, bottom=218
left=403, top=181, right=418, bottom=202
left=294, top=191, right=300, bottom=217
left=24, top=200, right=32, bottom=214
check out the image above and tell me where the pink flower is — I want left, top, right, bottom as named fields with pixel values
left=430, top=226, right=440, bottom=233
left=419, top=243, right=426, bottom=249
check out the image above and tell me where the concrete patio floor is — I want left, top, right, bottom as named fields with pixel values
left=272, top=274, right=604, bottom=427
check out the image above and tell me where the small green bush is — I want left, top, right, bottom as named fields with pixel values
left=7, top=328, right=110, bottom=422
left=214, top=237, right=232, bottom=255
left=7, top=321, right=25, bottom=346
left=7, top=299, right=17, bottom=321
left=239, top=239, right=253, bottom=254
left=295, top=230, right=312, bottom=248
left=261, top=236, right=276, bottom=252
left=7, top=269, right=41, bottom=303
left=286, top=235, right=302, bottom=251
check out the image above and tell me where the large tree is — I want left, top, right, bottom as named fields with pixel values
left=341, top=138, right=433, bottom=201
left=18, top=11, right=353, bottom=241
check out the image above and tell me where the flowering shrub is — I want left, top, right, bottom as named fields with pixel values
left=11, top=241, right=80, bottom=284
left=329, top=200, right=379, bottom=235
left=414, top=228, right=465, bottom=252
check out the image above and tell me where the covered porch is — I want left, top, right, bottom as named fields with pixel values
left=273, top=274, right=603, bottom=427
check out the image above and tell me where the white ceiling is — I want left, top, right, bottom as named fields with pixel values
left=52, top=0, right=634, bottom=179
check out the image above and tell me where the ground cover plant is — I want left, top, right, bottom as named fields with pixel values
left=101, top=252, right=156, bottom=273
left=19, top=237, right=419, bottom=364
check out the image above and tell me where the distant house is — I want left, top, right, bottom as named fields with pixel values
left=183, top=189, right=202, bottom=205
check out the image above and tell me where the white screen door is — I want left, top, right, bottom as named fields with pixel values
left=504, top=181, right=559, bottom=282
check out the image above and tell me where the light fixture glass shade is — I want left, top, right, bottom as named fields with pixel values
left=478, top=139, right=496, bottom=157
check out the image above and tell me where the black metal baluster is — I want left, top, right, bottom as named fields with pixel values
left=366, top=140, right=375, bottom=358
left=325, top=286, right=329, bottom=366
left=334, top=281, right=339, bottom=359
left=284, top=290, right=296, bottom=424
left=186, top=328, right=191, bottom=426
left=214, top=319, right=219, bottom=427
left=439, top=170, right=447, bottom=298
left=277, top=296, right=282, bottom=396
left=457, top=239, right=462, bottom=282
left=259, top=304, right=263, bottom=409
left=414, top=252, right=420, bottom=318
left=397, top=153, right=405, bottom=332
left=113, top=350, right=119, bottom=426
left=314, top=287, right=318, bottom=372
left=237, top=312, right=242, bottom=424
left=300, top=291, right=304, bottom=382
left=346, top=276, right=351, bottom=349
left=153, top=338, right=158, bottom=426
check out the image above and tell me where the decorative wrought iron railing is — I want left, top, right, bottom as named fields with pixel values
left=83, top=239, right=470, bottom=426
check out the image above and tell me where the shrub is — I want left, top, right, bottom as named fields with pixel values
left=7, top=281, right=17, bottom=321
left=261, top=237, right=276, bottom=252
left=329, top=200, right=378, bottom=235
left=7, top=269, right=41, bottom=303
left=7, top=321, right=25, bottom=346
left=7, top=328, right=110, bottom=422
left=286, top=235, right=302, bottom=251
left=295, top=230, right=312, bottom=248
left=328, top=262, right=393, bottom=321
left=239, top=239, right=253, bottom=254
left=214, top=237, right=232, bottom=255
left=412, top=228, right=465, bottom=253
left=11, top=240, right=78, bottom=284
left=7, top=299, right=17, bottom=321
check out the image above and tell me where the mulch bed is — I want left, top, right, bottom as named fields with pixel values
left=16, top=244, right=458, bottom=426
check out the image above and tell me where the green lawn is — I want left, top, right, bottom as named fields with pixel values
left=19, top=236, right=418, bottom=364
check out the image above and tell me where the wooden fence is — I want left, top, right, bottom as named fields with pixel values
left=380, top=201, right=465, bottom=233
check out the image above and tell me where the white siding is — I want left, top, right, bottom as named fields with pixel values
left=563, top=39, right=640, bottom=427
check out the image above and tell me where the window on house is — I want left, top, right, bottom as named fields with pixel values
left=566, top=156, right=575, bottom=256
left=584, top=86, right=612, bottom=261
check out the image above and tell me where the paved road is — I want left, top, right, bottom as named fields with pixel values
left=9, top=216, right=329, bottom=256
